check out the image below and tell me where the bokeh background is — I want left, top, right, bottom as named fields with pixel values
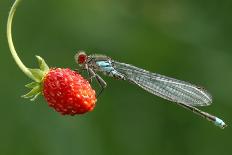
left=1, top=0, right=232, bottom=155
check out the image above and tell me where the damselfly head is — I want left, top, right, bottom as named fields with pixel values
left=75, top=51, right=88, bottom=64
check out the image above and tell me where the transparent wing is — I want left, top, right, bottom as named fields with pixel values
left=113, top=61, right=212, bottom=106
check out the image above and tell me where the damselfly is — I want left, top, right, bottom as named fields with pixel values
left=75, top=51, right=226, bottom=129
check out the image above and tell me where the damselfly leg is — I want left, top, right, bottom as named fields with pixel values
left=76, top=67, right=107, bottom=98
left=88, top=68, right=107, bottom=97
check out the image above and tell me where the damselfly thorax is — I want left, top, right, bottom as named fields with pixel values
left=77, top=52, right=125, bottom=80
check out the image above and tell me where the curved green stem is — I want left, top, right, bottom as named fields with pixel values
left=7, top=0, right=36, bottom=81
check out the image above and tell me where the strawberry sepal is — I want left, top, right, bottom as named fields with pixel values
left=22, top=56, right=49, bottom=101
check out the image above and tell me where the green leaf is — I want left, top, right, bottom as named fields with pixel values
left=30, top=92, right=41, bottom=101
left=35, top=55, right=49, bottom=72
left=28, top=68, right=45, bottom=82
left=21, top=85, right=41, bottom=99
left=25, top=82, right=39, bottom=88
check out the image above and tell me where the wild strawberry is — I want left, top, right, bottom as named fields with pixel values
left=22, top=56, right=97, bottom=115
left=7, top=0, right=96, bottom=115
left=43, top=68, right=96, bottom=115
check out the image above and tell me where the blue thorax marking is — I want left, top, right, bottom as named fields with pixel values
left=96, top=61, right=115, bottom=72
left=96, top=61, right=111, bottom=67
left=95, top=60, right=124, bottom=79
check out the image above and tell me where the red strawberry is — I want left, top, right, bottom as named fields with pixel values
left=7, top=0, right=96, bottom=116
left=43, top=68, right=96, bottom=115
left=22, top=56, right=97, bottom=115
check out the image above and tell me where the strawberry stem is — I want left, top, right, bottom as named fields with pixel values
left=7, top=0, right=36, bottom=81
left=7, top=0, right=50, bottom=100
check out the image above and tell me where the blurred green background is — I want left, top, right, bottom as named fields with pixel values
left=1, top=0, right=232, bottom=155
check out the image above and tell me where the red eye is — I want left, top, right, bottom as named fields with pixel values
left=78, top=54, right=87, bottom=64
left=75, top=51, right=87, bottom=64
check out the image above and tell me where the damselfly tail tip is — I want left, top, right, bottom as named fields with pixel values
left=214, top=117, right=227, bottom=129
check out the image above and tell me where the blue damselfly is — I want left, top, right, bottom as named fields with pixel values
left=75, top=51, right=226, bottom=129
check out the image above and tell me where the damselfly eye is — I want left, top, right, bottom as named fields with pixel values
left=75, top=51, right=87, bottom=64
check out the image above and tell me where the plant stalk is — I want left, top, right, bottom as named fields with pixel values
left=7, top=0, right=36, bottom=81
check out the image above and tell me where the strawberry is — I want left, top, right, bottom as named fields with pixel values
left=7, top=0, right=96, bottom=115
left=22, top=56, right=97, bottom=115
left=43, top=68, right=96, bottom=115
